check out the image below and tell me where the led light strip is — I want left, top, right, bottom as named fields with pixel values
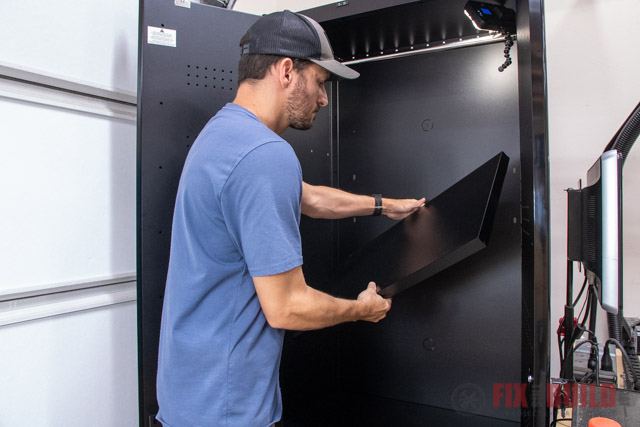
left=342, top=34, right=506, bottom=66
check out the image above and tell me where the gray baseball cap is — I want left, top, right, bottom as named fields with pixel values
left=240, top=10, right=359, bottom=80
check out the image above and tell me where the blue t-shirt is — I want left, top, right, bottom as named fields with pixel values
left=156, top=103, right=304, bottom=427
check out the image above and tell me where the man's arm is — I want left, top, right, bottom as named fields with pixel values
left=253, top=266, right=391, bottom=331
left=301, top=182, right=425, bottom=220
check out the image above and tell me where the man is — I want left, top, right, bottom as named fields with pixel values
left=156, top=10, right=425, bottom=427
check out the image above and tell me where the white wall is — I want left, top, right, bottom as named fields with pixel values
left=0, top=0, right=139, bottom=426
left=546, top=0, right=640, bottom=378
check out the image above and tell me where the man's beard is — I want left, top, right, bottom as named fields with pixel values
left=285, top=74, right=318, bottom=131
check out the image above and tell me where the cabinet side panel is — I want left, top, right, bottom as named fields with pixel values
left=137, top=3, right=258, bottom=425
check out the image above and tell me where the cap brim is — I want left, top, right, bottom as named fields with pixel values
left=310, top=58, right=360, bottom=81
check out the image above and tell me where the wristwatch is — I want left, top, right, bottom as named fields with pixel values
left=372, top=194, right=382, bottom=216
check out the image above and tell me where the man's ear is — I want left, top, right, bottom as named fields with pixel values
left=274, top=57, right=295, bottom=89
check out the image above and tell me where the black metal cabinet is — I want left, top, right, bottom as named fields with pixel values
left=137, top=1, right=549, bottom=426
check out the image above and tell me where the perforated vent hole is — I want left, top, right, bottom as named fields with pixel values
left=186, top=64, right=237, bottom=92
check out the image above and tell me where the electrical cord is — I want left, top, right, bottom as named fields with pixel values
left=570, top=281, right=593, bottom=341
left=558, top=275, right=590, bottom=378
left=594, top=350, right=601, bottom=386
left=562, top=282, right=640, bottom=389
left=576, top=284, right=593, bottom=322
left=603, top=338, right=640, bottom=390
left=558, top=331, right=565, bottom=365
left=559, top=284, right=594, bottom=380
left=568, top=288, right=595, bottom=348
left=575, top=289, right=601, bottom=385
left=572, top=276, right=588, bottom=307
left=573, top=339, right=598, bottom=354
left=551, top=384, right=570, bottom=423
left=560, top=338, right=597, bottom=381
left=578, top=357, right=600, bottom=386
left=555, top=340, right=601, bottom=424
left=559, top=275, right=588, bottom=360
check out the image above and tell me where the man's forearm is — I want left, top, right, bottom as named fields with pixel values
left=301, top=182, right=377, bottom=219
left=253, top=266, right=390, bottom=331
left=270, top=285, right=364, bottom=330
left=301, top=182, right=425, bottom=220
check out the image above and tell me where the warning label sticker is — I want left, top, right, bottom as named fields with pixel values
left=148, top=26, right=177, bottom=48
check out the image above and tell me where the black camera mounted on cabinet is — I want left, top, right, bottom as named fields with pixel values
left=464, top=1, right=516, bottom=72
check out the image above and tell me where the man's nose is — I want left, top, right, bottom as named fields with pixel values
left=318, top=84, right=328, bottom=107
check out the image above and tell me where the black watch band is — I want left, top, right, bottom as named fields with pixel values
left=372, top=194, right=382, bottom=216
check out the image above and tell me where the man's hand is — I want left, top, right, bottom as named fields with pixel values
left=356, top=282, right=392, bottom=322
left=383, top=197, right=426, bottom=220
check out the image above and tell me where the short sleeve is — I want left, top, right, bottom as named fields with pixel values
left=221, top=142, right=303, bottom=277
